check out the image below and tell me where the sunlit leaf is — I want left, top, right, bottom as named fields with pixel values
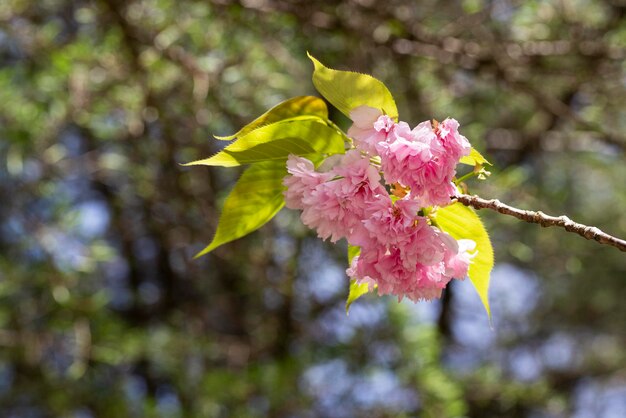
left=183, top=138, right=316, bottom=167
left=460, top=147, right=491, bottom=166
left=308, top=53, right=398, bottom=121
left=345, top=245, right=370, bottom=313
left=346, top=279, right=370, bottom=314
left=184, top=118, right=346, bottom=168
left=436, top=202, right=494, bottom=318
left=215, top=96, right=328, bottom=140
left=348, top=244, right=360, bottom=264
left=194, top=161, right=287, bottom=257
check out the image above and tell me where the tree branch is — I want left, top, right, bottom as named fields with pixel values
left=454, top=194, right=626, bottom=252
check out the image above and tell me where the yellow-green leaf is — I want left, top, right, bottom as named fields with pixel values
left=348, top=244, right=360, bottom=264
left=183, top=138, right=317, bottom=167
left=346, top=279, right=370, bottom=314
left=345, top=245, right=371, bottom=313
left=436, top=202, right=494, bottom=318
left=308, top=53, right=398, bottom=121
left=460, top=147, right=491, bottom=166
left=184, top=118, right=346, bottom=168
left=194, top=161, right=287, bottom=257
left=215, top=96, right=328, bottom=140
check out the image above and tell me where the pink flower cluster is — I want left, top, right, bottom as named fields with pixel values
left=283, top=106, right=475, bottom=301
left=348, top=106, right=471, bottom=207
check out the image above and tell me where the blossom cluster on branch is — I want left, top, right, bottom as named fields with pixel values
left=283, top=106, right=476, bottom=301
left=188, top=55, right=494, bottom=315
left=190, top=53, right=625, bottom=317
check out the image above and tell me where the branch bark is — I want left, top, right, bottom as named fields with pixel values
left=455, top=194, right=626, bottom=252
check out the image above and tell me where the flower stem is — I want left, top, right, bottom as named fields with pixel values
left=454, top=171, right=477, bottom=185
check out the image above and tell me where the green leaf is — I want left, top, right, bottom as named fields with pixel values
left=346, top=279, right=370, bottom=314
left=215, top=96, right=328, bottom=140
left=184, top=138, right=317, bottom=167
left=194, top=160, right=287, bottom=257
left=308, top=53, right=398, bottom=121
left=345, top=245, right=370, bottom=313
left=436, top=202, right=494, bottom=318
left=348, top=244, right=360, bottom=263
left=460, top=147, right=491, bottom=166
left=184, top=118, right=346, bottom=168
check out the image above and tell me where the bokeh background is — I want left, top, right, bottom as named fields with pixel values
left=1, top=0, right=626, bottom=417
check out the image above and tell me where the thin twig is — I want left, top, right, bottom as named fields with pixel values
left=455, top=194, right=626, bottom=252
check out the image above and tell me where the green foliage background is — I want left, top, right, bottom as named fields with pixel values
left=1, top=0, right=625, bottom=417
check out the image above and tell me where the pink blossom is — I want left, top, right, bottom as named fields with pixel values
left=346, top=215, right=474, bottom=300
left=287, top=151, right=388, bottom=243
left=347, top=106, right=395, bottom=155
left=375, top=122, right=431, bottom=180
left=437, top=118, right=471, bottom=161
left=360, top=198, right=421, bottom=247
left=444, top=238, right=476, bottom=278
left=347, top=246, right=453, bottom=302
left=283, top=113, right=477, bottom=303
left=349, top=105, right=381, bottom=129
left=379, top=120, right=470, bottom=207
left=283, top=155, right=332, bottom=210
left=402, top=224, right=449, bottom=268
